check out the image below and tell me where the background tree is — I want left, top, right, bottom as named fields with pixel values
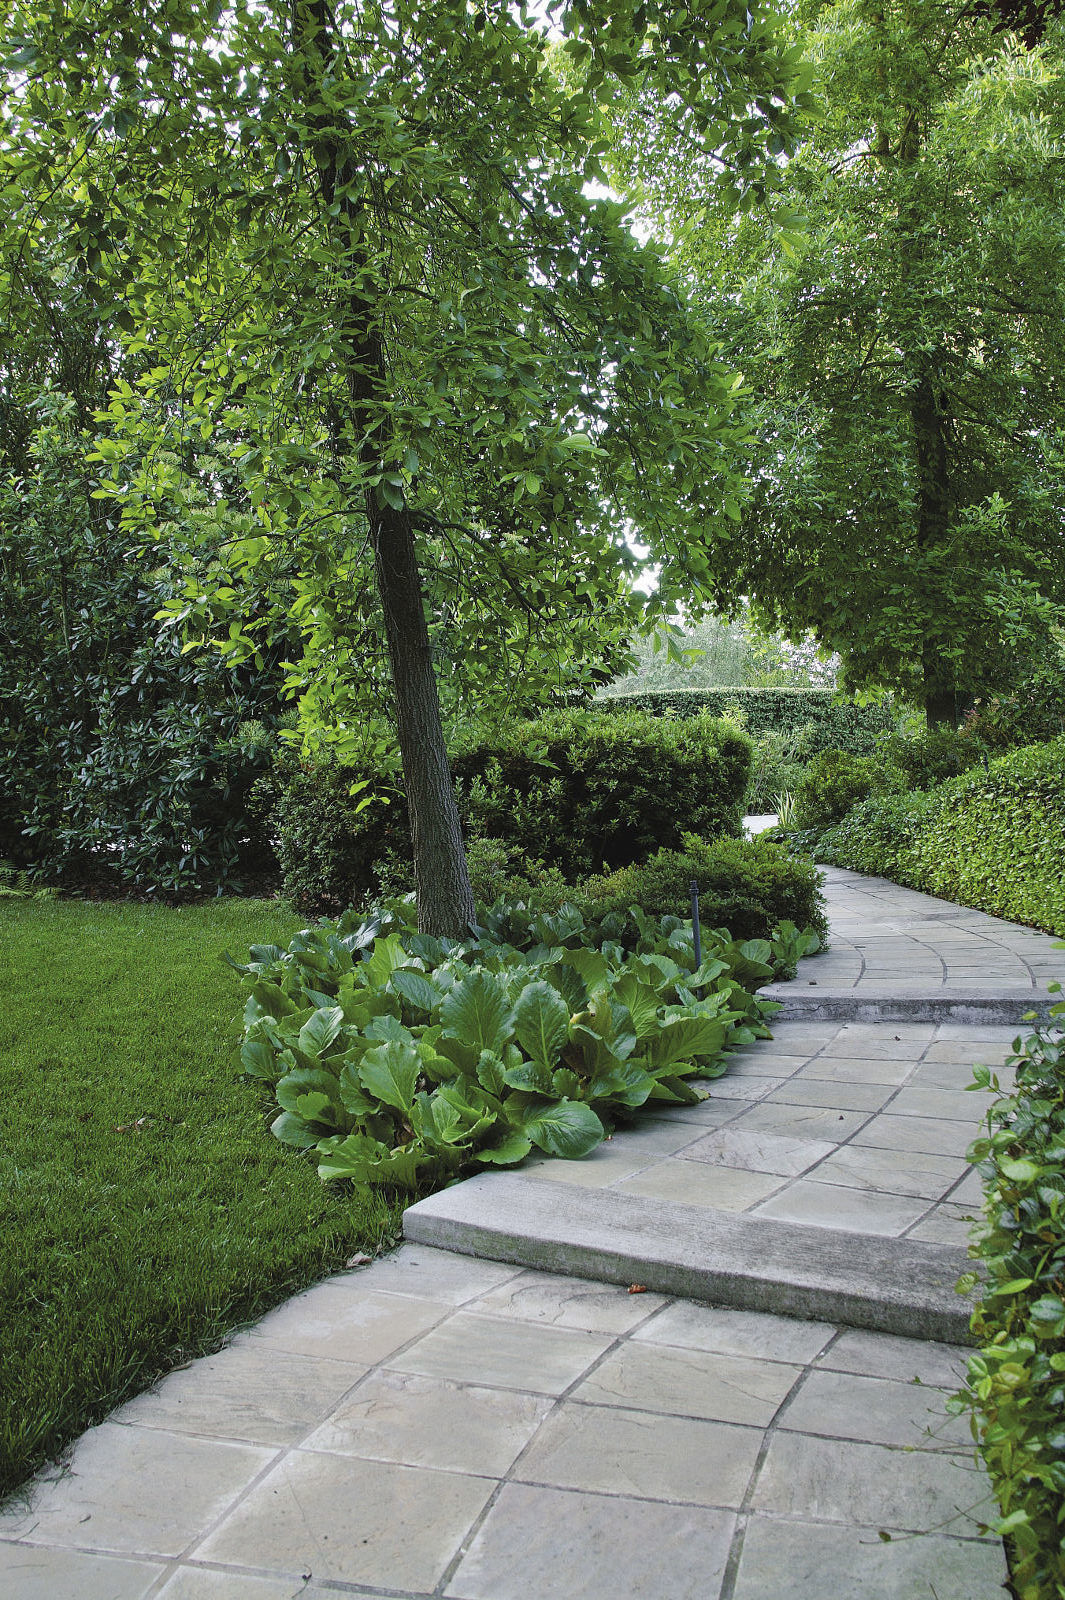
left=616, top=0, right=1065, bottom=724
left=3, top=0, right=812, bottom=930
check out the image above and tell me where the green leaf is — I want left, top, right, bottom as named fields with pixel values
left=513, top=980, right=570, bottom=1070
left=240, top=1037, right=279, bottom=1080
left=358, top=1040, right=421, bottom=1116
left=271, top=1109, right=320, bottom=1148
left=517, top=1098, right=604, bottom=1158
left=440, top=968, right=514, bottom=1054
left=475, top=1129, right=534, bottom=1165
left=297, top=1005, right=345, bottom=1057
left=647, top=1017, right=728, bottom=1069
left=502, top=1057, right=554, bottom=1094
left=390, top=968, right=441, bottom=1015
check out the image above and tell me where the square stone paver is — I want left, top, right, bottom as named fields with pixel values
left=908, top=1202, right=978, bottom=1245
left=157, top=1571, right=351, bottom=1599
left=751, top=1430, right=995, bottom=1533
left=385, top=1311, right=612, bottom=1393
left=680, top=1127, right=835, bottom=1177
left=804, top=1144, right=967, bottom=1200
left=446, top=1482, right=735, bottom=1600
left=515, top=1402, right=761, bottom=1506
left=751, top=1179, right=928, bottom=1236
left=572, top=1343, right=801, bottom=1426
left=766, top=1079, right=891, bottom=1112
left=887, top=1086, right=994, bottom=1121
left=819, top=1329, right=967, bottom=1388
left=722, top=1053, right=812, bottom=1078
left=632, top=1303, right=833, bottom=1365
left=115, top=1345, right=365, bottom=1446
left=470, top=1270, right=666, bottom=1334
left=0, top=1424, right=275, bottom=1556
left=730, top=1103, right=868, bottom=1141
left=798, top=1055, right=915, bottom=1086
left=245, top=1285, right=445, bottom=1364
left=732, top=1519, right=1006, bottom=1599
left=779, top=1369, right=969, bottom=1450
left=302, top=1369, right=551, bottom=1474
left=616, top=1160, right=785, bottom=1211
left=849, top=1113, right=977, bottom=1158
left=193, top=1449, right=493, bottom=1592
left=347, top=1244, right=520, bottom=1305
left=0, top=1545, right=162, bottom=1600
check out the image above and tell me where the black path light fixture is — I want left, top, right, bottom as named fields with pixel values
left=690, top=877, right=702, bottom=970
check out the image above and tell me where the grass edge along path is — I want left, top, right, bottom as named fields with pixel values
left=0, top=897, right=404, bottom=1500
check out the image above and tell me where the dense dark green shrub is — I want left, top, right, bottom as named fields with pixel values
left=599, top=688, right=896, bottom=753
left=578, top=832, right=828, bottom=946
left=793, top=749, right=886, bottom=830
left=452, top=708, right=752, bottom=879
left=961, top=994, right=1065, bottom=1600
left=875, top=726, right=986, bottom=790
left=252, top=755, right=408, bottom=914
left=816, top=791, right=938, bottom=878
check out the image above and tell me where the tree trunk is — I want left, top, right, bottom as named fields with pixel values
left=371, top=501, right=476, bottom=937
left=912, top=372, right=956, bottom=729
left=297, top=0, right=476, bottom=937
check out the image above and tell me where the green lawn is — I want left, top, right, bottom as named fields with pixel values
left=0, top=897, right=404, bottom=1498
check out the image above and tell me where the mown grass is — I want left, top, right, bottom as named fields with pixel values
left=0, top=896, right=404, bottom=1498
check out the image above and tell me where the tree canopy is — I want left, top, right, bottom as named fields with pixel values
left=2, top=0, right=814, bottom=929
left=617, top=0, right=1065, bottom=723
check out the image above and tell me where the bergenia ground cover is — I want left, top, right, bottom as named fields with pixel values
left=232, top=896, right=819, bottom=1190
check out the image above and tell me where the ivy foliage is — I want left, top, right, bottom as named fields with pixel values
left=815, top=737, right=1065, bottom=935
left=231, top=896, right=813, bottom=1190
left=961, top=992, right=1065, bottom=1600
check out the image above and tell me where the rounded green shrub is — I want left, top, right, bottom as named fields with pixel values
left=452, top=707, right=752, bottom=880
left=578, top=832, right=827, bottom=945
left=793, top=748, right=885, bottom=830
left=874, top=727, right=986, bottom=791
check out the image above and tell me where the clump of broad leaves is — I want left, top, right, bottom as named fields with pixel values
left=230, top=898, right=819, bottom=1190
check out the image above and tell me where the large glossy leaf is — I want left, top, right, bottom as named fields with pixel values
left=513, top=980, right=569, bottom=1070
left=517, top=1098, right=604, bottom=1158
left=610, top=973, right=661, bottom=1040
left=502, top=1057, right=554, bottom=1094
left=475, top=1129, right=533, bottom=1165
left=297, top=1005, right=345, bottom=1058
left=276, top=1066, right=344, bottom=1120
left=587, top=1060, right=656, bottom=1107
left=358, top=1040, right=421, bottom=1116
left=440, top=968, right=513, bottom=1054
left=316, top=1132, right=431, bottom=1189
left=391, top=967, right=441, bottom=1016
left=362, top=933, right=413, bottom=989
left=271, top=1109, right=320, bottom=1148
left=647, top=1016, right=728, bottom=1069
left=240, top=1036, right=278, bottom=1080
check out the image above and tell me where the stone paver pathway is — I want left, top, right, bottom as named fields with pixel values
left=4, top=867, right=1055, bottom=1598
left=0, top=1246, right=1003, bottom=1599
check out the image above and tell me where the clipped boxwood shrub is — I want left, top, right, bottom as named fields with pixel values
left=793, top=748, right=887, bottom=831
left=599, top=687, right=896, bottom=754
left=905, top=738, right=1065, bottom=935
left=452, top=707, right=752, bottom=880
left=961, top=994, right=1065, bottom=1600
left=578, top=832, right=828, bottom=946
left=252, top=755, right=408, bottom=913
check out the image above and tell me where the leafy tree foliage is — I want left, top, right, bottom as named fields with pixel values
left=618, top=0, right=1065, bottom=723
left=2, top=0, right=811, bottom=931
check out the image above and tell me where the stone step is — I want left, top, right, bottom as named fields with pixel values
left=759, top=985, right=1055, bottom=1025
left=404, top=1172, right=977, bottom=1344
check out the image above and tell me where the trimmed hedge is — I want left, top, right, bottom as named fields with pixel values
left=579, top=832, right=828, bottom=947
left=793, top=749, right=887, bottom=830
left=597, top=687, right=896, bottom=754
left=962, top=995, right=1065, bottom=1600
left=452, top=708, right=752, bottom=880
left=816, top=737, right=1065, bottom=936
left=259, top=709, right=752, bottom=911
